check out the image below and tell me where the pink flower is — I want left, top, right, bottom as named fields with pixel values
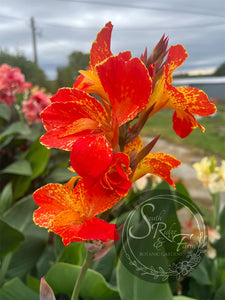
left=0, top=64, right=32, bottom=106
left=22, top=90, right=51, bottom=124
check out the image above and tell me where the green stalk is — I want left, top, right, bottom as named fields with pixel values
left=71, top=250, right=94, bottom=300
left=212, top=192, right=220, bottom=229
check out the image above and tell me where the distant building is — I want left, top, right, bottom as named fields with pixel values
left=173, top=77, right=225, bottom=100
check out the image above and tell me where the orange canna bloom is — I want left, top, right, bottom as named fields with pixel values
left=33, top=177, right=121, bottom=246
left=40, top=55, right=151, bottom=151
left=70, top=133, right=132, bottom=197
left=143, top=44, right=217, bottom=138
left=124, top=135, right=181, bottom=188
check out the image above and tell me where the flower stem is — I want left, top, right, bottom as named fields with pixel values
left=212, top=192, right=220, bottom=228
left=71, top=250, right=94, bottom=300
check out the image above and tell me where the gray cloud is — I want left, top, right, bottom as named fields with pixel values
left=0, top=0, right=224, bottom=79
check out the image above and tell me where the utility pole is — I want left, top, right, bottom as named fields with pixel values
left=30, top=17, right=38, bottom=65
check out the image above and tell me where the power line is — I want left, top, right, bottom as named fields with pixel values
left=61, top=0, right=225, bottom=18
left=41, top=20, right=225, bottom=31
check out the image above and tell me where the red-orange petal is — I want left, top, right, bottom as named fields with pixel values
left=176, top=87, right=217, bottom=116
left=52, top=217, right=119, bottom=246
left=172, top=109, right=204, bottom=138
left=102, top=152, right=132, bottom=196
left=70, top=133, right=113, bottom=179
left=33, top=177, right=121, bottom=245
left=96, top=56, right=152, bottom=125
left=42, top=89, right=107, bottom=131
left=166, top=45, right=188, bottom=78
left=90, top=22, right=113, bottom=67
left=40, top=88, right=108, bottom=150
left=132, top=152, right=181, bottom=187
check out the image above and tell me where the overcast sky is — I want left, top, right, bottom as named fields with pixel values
left=0, top=0, right=225, bottom=80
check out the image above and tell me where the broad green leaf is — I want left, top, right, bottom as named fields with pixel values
left=12, top=175, right=31, bottom=200
left=26, top=275, right=40, bottom=294
left=91, top=246, right=117, bottom=283
left=0, top=121, right=31, bottom=142
left=1, top=160, right=32, bottom=176
left=3, top=194, right=35, bottom=230
left=0, top=277, right=39, bottom=300
left=214, top=234, right=225, bottom=257
left=0, top=218, right=24, bottom=258
left=36, top=245, right=56, bottom=278
left=117, top=261, right=173, bottom=300
left=5, top=224, right=48, bottom=279
left=0, top=103, right=11, bottom=121
left=45, top=167, right=74, bottom=183
left=188, top=261, right=211, bottom=285
left=174, top=180, right=192, bottom=202
left=45, top=262, right=119, bottom=299
left=214, top=283, right=225, bottom=300
left=173, top=297, right=197, bottom=300
left=0, top=182, right=13, bottom=214
left=25, top=139, right=50, bottom=180
left=187, top=278, right=211, bottom=299
left=3, top=195, right=48, bottom=279
left=57, top=242, right=85, bottom=266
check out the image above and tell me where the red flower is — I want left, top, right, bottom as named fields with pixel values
left=124, top=135, right=181, bottom=188
left=143, top=45, right=217, bottom=138
left=70, top=133, right=132, bottom=197
left=33, top=177, right=120, bottom=246
left=40, top=55, right=151, bottom=150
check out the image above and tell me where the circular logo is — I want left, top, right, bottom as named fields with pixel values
left=115, top=189, right=208, bottom=283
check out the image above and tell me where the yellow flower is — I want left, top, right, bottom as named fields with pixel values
left=193, top=157, right=225, bottom=193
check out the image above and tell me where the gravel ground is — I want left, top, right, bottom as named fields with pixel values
left=143, top=137, right=225, bottom=213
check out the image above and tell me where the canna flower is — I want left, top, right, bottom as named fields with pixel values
left=70, top=133, right=132, bottom=197
left=40, top=54, right=152, bottom=151
left=124, top=135, right=181, bottom=188
left=193, top=157, right=225, bottom=194
left=33, top=177, right=120, bottom=246
left=141, top=45, right=217, bottom=138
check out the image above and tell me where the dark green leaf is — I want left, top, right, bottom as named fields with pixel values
left=188, top=261, right=211, bottom=285
left=1, top=160, right=32, bottom=176
left=0, top=182, right=13, bottom=214
left=57, top=242, right=85, bottom=266
left=173, top=297, right=197, bottom=300
left=117, top=261, right=173, bottom=300
left=26, top=275, right=40, bottom=294
left=0, top=218, right=24, bottom=258
left=45, top=167, right=74, bottom=183
left=12, top=175, right=31, bottom=200
left=25, top=139, right=50, bottom=180
left=214, top=283, right=225, bottom=300
left=5, top=224, right=48, bottom=280
left=45, top=262, right=119, bottom=299
left=0, top=103, right=11, bottom=121
left=3, top=195, right=48, bottom=279
left=91, top=246, right=117, bottom=283
left=0, top=277, right=39, bottom=300
left=0, top=122, right=31, bottom=142
left=214, top=234, right=225, bottom=257
left=3, top=194, right=35, bottom=230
